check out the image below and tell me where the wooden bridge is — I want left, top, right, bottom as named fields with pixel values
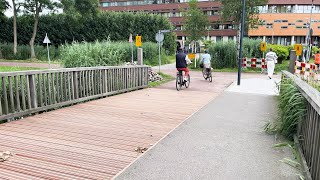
left=0, top=66, right=318, bottom=179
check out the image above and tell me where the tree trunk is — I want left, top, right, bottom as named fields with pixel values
left=29, top=3, right=40, bottom=59
left=12, top=0, right=17, bottom=55
left=0, top=42, right=3, bottom=59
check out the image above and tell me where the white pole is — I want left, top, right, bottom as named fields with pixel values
left=158, top=31, right=161, bottom=73
left=131, top=42, right=133, bottom=64
left=306, top=3, right=313, bottom=62
left=47, top=42, right=50, bottom=69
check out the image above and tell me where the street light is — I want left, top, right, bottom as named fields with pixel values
left=306, top=1, right=314, bottom=62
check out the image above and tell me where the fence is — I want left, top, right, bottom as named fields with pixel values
left=294, top=61, right=316, bottom=78
left=282, top=71, right=320, bottom=180
left=0, top=66, right=149, bottom=121
left=242, top=58, right=267, bottom=72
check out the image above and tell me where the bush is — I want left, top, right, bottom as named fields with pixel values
left=267, top=44, right=289, bottom=64
left=207, top=38, right=263, bottom=69
left=0, top=43, right=60, bottom=61
left=0, top=12, right=176, bottom=55
left=61, top=40, right=166, bottom=68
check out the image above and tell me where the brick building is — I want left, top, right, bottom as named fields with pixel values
left=100, top=0, right=237, bottom=46
left=249, top=0, right=320, bottom=46
left=100, top=0, right=320, bottom=46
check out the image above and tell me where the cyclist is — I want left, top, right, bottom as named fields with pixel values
left=200, top=50, right=212, bottom=78
left=176, top=47, right=191, bottom=82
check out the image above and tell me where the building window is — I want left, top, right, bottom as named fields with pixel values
left=296, top=20, right=303, bottom=22
left=216, top=36, right=222, bottom=42
left=288, top=23, right=295, bottom=26
left=282, top=20, right=288, bottom=23
left=266, top=25, right=273, bottom=29
left=281, top=26, right=288, bottom=29
left=296, top=26, right=303, bottom=29
left=318, top=26, right=320, bottom=29
left=228, top=36, right=234, bottom=41
left=274, top=20, right=281, bottom=23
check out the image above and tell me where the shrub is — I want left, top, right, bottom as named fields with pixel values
left=0, top=43, right=60, bottom=61
left=267, top=44, right=289, bottom=64
left=61, top=40, right=166, bottom=68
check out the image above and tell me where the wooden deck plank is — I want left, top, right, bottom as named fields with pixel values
left=0, top=71, right=243, bottom=179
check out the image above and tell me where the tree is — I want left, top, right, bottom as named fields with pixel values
left=0, top=0, right=9, bottom=58
left=12, top=0, right=24, bottom=55
left=74, top=0, right=98, bottom=17
left=219, top=0, right=267, bottom=32
left=24, top=0, right=61, bottom=59
left=182, top=0, right=209, bottom=50
left=219, top=0, right=267, bottom=63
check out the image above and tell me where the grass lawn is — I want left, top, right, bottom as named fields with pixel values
left=148, top=72, right=174, bottom=88
left=0, top=66, right=42, bottom=72
left=0, top=59, right=61, bottom=64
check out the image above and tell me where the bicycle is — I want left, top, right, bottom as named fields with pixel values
left=176, top=70, right=190, bottom=91
left=202, top=68, right=212, bottom=82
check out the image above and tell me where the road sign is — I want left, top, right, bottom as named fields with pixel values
left=188, top=53, right=196, bottom=59
left=156, top=33, right=164, bottom=42
left=136, top=35, right=142, bottom=47
left=43, top=34, right=51, bottom=44
left=260, top=42, right=266, bottom=52
left=129, top=34, right=133, bottom=43
left=43, top=33, right=51, bottom=69
left=160, top=29, right=171, bottom=33
left=294, top=44, right=302, bottom=56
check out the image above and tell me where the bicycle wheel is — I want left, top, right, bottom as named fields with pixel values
left=209, top=72, right=212, bottom=82
left=176, top=75, right=181, bottom=91
left=185, top=74, right=190, bottom=88
left=202, top=69, right=206, bottom=79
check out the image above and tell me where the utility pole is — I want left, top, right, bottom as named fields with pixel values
left=306, top=0, right=314, bottom=63
left=237, top=0, right=245, bottom=86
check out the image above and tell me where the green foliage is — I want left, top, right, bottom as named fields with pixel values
left=312, top=46, right=319, bottom=56
left=61, top=40, right=167, bottom=68
left=268, top=44, right=289, bottom=63
left=207, top=38, right=262, bottom=69
left=182, top=0, right=209, bottom=42
left=0, top=43, right=60, bottom=61
left=219, top=0, right=267, bottom=28
left=265, top=78, right=307, bottom=139
left=0, top=12, right=176, bottom=55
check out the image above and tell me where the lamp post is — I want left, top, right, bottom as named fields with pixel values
left=306, top=1, right=314, bottom=62
left=237, top=0, right=245, bottom=86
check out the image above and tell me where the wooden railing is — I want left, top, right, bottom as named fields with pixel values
left=0, top=66, right=149, bottom=121
left=282, top=71, right=320, bottom=180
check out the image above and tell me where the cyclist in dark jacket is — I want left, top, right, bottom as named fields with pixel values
left=176, top=48, right=191, bottom=81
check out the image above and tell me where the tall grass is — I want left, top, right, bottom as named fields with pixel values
left=61, top=40, right=169, bottom=68
left=265, top=78, right=307, bottom=139
left=207, top=38, right=263, bottom=69
left=0, top=43, right=60, bottom=61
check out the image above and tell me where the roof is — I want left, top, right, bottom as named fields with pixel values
left=268, top=0, right=320, bottom=5
left=101, top=1, right=221, bottom=12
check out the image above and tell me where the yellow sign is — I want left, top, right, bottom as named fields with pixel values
left=260, top=42, right=267, bottom=52
left=135, top=36, right=142, bottom=47
left=188, top=53, right=195, bottom=59
left=294, top=44, right=302, bottom=56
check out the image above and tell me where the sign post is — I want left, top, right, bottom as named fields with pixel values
left=156, top=29, right=170, bottom=73
left=43, top=33, right=51, bottom=69
left=156, top=31, right=164, bottom=73
left=129, top=34, right=133, bottom=64
left=294, top=44, right=302, bottom=60
left=260, top=41, right=267, bottom=59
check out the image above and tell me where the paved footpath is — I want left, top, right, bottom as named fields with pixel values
left=115, top=66, right=297, bottom=179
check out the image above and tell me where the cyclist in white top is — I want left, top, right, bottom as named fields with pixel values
left=265, top=48, right=278, bottom=79
left=200, top=50, right=212, bottom=70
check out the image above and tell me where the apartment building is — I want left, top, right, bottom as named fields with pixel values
left=100, top=0, right=237, bottom=46
left=249, top=0, right=320, bottom=46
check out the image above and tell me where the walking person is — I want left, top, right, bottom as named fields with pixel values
left=265, top=48, right=278, bottom=79
left=314, top=50, right=320, bottom=71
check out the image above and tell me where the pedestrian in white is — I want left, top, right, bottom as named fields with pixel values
left=265, top=48, right=278, bottom=79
